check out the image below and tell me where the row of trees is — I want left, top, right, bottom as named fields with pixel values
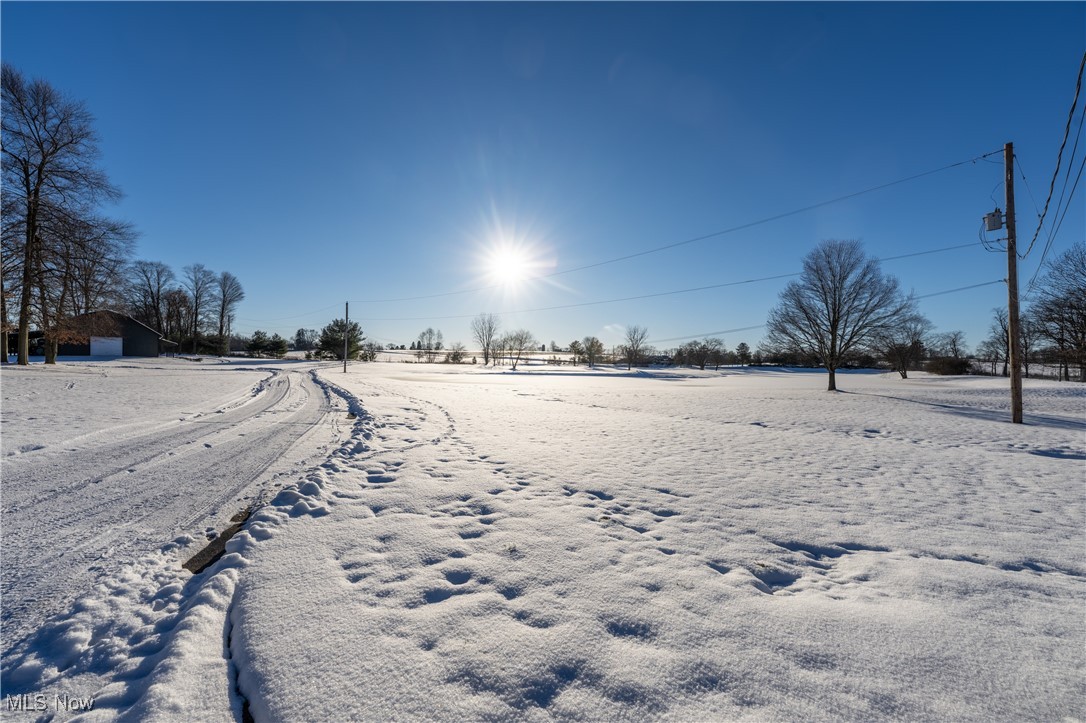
left=2, top=63, right=135, bottom=364
left=1031, top=243, right=1085, bottom=381
left=758, top=239, right=1085, bottom=389
left=127, top=261, right=244, bottom=354
left=978, top=244, right=1086, bottom=380
left=247, top=330, right=289, bottom=358
left=2, top=64, right=244, bottom=362
left=468, top=314, right=537, bottom=369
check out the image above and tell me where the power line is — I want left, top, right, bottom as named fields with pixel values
left=348, top=150, right=1003, bottom=305
left=1014, top=156, right=1044, bottom=223
left=913, top=279, right=1005, bottom=299
left=644, top=280, right=1004, bottom=347
left=353, top=241, right=988, bottom=323
left=353, top=273, right=797, bottom=322
left=1048, top=100, right=1086, bottom=242
left=1026, top=150, right=1086, bottom=295
left=1021, top=50, right=1086, bottom=259
left=880, top=242, right=983, bottom=262
left=237, top=302, right=342, bottom=324
left=647, top=325, right=767, bottom=346
left=1049, top=152, right=1086, bottom=244
left=1025, top=139, right=1086, bottom=294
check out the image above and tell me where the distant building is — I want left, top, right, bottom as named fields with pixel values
left=54, top=310, right=177, bottom=357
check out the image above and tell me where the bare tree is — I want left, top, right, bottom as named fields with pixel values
left=183, top=263, right=215, bottom=353
left=872, top=312, right=931, bottom=379
left=35, top=210, right=134, bottom=362
left=507, top=329, right=536, bottom=371
left=417, top=327, right=443, bottom=363
left=213, top=271, right=245, bottom=355
left=492, top=333, right=509, bottom=366
left=162, top=287, right=192, bottom=346
left=129, top=260, right=175, bottom=333
left=622, top=325, right=649, bottom=370
left=926, top=330, right=970, bottom=376
left=445, top=341, right=467, bottom=363
left=680, top=338, right=722, bottom=370
left=933, top=330, right=967, bottom=360
left=293, top=328, right=318, bottom=352
left=708, top=339, right=727, bottom=370
left=765, top=239, right=911, bottom=391
left=58, top=214, right=133, bottom=317
left=976, top=338, right=1002, bottom=376
left=2, top=64, right=122, bottom=364
left=1, top=190, right=20, bottom=362
left=470, top=313, right=501, bottom=366
left=987, top=307, right=1010, bottom=377
left=1019, top=312, right=1040, bottom=379
left=1030, top=242, right=1086, bottom=381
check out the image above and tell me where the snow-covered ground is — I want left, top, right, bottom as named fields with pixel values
left=2, top=360, right=1083, bottom=721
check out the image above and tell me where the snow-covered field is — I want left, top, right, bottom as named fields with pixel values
left=2, top=360, right=1083, bottom=721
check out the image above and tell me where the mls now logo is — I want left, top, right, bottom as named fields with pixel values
left=6, top=694, right=94, bottom=712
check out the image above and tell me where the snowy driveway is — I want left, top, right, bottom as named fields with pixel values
left=1, top=360, right=347, bottom=651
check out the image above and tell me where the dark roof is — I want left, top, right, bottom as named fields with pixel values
left=81, top=309, right=166, bottom=339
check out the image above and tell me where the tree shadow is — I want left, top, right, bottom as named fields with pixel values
left=839, top=390, right=1086, bottom=432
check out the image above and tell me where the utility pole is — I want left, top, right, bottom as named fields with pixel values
left=1005, top=142, right=1023, bottom=424
left=344, top=301, right=349, bottom=374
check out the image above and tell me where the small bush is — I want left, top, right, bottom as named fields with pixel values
left=927, top=357, right=971, bottom=375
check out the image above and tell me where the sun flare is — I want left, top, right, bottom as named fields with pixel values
left=486, top=246, right=532, bottom=287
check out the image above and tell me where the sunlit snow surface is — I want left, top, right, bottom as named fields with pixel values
left=2, top=360, right=1083, bottom=721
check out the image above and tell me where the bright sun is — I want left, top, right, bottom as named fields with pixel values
left=487, top=247, right=531, bottom=286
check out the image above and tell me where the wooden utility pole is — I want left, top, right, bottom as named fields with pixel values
left=1005, top=142, right=1023, bottom=424
left=344, top=301, right=349, bottom=373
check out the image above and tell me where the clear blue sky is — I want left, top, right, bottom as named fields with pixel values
left=3, top=2, right=1083, bottom=353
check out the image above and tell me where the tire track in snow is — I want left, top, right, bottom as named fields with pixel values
left=0, top=368, right=345, bottom=651
left=1, top=370, right=286, bottom=513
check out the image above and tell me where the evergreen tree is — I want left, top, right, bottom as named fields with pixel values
left=248, top=330, right=269, bottom=357
left=318, top=318, right=364, bottom=360
left=268, top=333, right=288, bottom=359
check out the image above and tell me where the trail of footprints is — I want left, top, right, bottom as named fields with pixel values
left=318, top=382, right=1080, bottom=624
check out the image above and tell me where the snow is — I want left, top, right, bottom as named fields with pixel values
left=2, top=360, right=1083, bottom=720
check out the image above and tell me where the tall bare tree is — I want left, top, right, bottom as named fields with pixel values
left=417, top=327, right=443, bottom=363
left=213, top=271, right=245, bottom=355
left=1030, top=242, right=1086, bottom=381
left=66, top=215, right=134, bottom=316
left=34, top=209, right=134, bottom=362
left=934, top=330, right=967, bottom=360
left=765, top=239, right=911, bottom=391
left=162, top=287, right=193, bottom=347
left=507, top=329, right=536, bottom=371
left=129, top=260, right=175, bottom=333
left=2, top=63, right=122, bottom=364
left=987, top=307, right=1010, bottom=377
left=622, top=325, right=649, bottom=370
left=470, top=312, right=501, bottom=366
left=1, top=191, right=20, bottom=361
left=183, top=263, right=215, bottom=353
